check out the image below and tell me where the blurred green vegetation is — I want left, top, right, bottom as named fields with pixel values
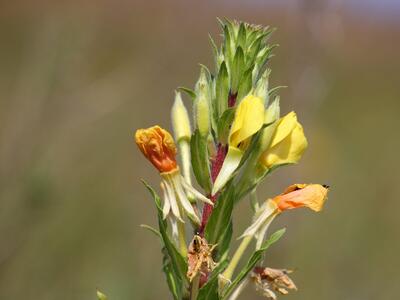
left=0, top=1, right=399, bottom=299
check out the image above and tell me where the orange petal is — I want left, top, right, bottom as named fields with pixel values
left=135, top=125, right=178, bottom=173
left=273, top=184, right=329, bottom=212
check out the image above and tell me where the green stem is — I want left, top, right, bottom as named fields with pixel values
left=178, top=219, right=187, bottom=257
left=190, top=274, right=200, bottom=300
left=249, top=188, right=259, bottom=212
left=223, top=236, right=252, bottom=280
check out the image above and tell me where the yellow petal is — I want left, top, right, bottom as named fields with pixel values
left=259, top=112, right=307, bottom=168
left=229, top=95, right=265, bottom=149
left=270, top=111, right=297, bottom=147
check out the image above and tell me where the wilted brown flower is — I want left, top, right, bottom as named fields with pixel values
left=251, top=267, right=297, bottom=299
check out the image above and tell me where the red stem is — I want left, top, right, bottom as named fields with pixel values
left=199, top=91, right=236, bottom=235
left=197, top=92, right=236, bottom=287
left=199, top=144, right=227, bottom=235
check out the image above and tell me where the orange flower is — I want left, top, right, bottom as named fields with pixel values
left=135, top=126, right=178, bottom=173
left=240, top=184, right=329, bottom=248
left=273, top=184, right=329, bottom=212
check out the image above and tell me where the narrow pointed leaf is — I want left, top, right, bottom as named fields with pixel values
left=231, top=47, right=245, bottom=93
left=177, top=86, right=196, bottom=101
left=222, top=228, right=286, bottom=299
left=215, top=61, right=229, bottom=117
left=142, top=181, right=187, bottom=296
left=190, top=129, right=212, bottom=193
left=205, top=186, right=235, bottom=245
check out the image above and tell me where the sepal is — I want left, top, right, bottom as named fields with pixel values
left=212, top=146, right=243, bottom=195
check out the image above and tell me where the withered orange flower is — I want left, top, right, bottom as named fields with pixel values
left=135, top=125, right=178, bottom=173
left=240, top=184, right=329, bottom=247
left=273, top=184, right=329, bottom=212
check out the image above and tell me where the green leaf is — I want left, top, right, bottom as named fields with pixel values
left=190, top=130, right=212, bottom=193
left=140, top=224, right=161, bottom=238
left=205, top=186, right=235, bottom=246
left=230, top=47, right=245, bottom=93
left=162, top=248, right=181, bottom=300
left=221, top=24, right=233, bottom=71
left=236, top=23, right=246, bottom=49
left=255, top=45, right=277, bottom=71
left=217, top=108, right=235, bottom=144
left=236, top=68, right=252, bottom=102
left=197, top=259, right=229, bottom=300
left=222, top=228, right=286, bottom=299
left=217, top=221, right=233, bottom=261
left=215, top=61, right=229, bottom=118
left=177, top=86, right=196, bottom=101
left=246, top=32, right=269, bottom=65
left=209, top=34, right=221, bottom=72
left=142, top=181, right=188, bottom=296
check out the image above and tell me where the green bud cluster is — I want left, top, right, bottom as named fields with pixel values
left=184, top=19, right=277, bottom=144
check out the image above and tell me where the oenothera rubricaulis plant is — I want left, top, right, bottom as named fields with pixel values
left=98, top=19, right=330, bottom=300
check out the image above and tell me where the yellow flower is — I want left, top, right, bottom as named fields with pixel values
left=212, top=94, right=265, bottom=194
left=135, top=125, right=178, bottom=173
left=273, top=183, right=328, bottom=212
left=259, top=111, right=307, bottom=169
left=229, top=94, right=265, bottom=150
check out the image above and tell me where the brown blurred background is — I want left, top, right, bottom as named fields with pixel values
left=0, top=1, right=399, bottom=299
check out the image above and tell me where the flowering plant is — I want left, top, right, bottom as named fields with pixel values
left=100, top=19, right=330, bottom=300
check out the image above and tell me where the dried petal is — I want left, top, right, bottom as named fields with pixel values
left=135, top=125, right=177, bottom=173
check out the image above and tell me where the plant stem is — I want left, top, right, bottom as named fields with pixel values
left=190, top=274, right=200, bottom=300
left=199, top=143, right=227, bottom=235
left=223, top=236, right=252, bottom=280
left=178, top=219, right=187, bottom=257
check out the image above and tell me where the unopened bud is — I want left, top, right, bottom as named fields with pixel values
left=195, top=67, right=211, bottom=137
left=195, top=94, right=210, bottom=137
left=171, top=91, right=191, bottom=142
left=254, top=69, right=271, bottom=105
left=264, top=96, right=280, bottom=124
left=256, top=96, right=280, bottom=155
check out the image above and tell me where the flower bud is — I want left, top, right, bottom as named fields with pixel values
left=195, top=94, right=210, bottom=137
left=135, top=126, right=178, bottom=173
left=256, top=96, right=280, bottom=155
left=195, top=67, right=211, bottom=137
left=264, top=96, right=280, bottom=124
left=254, top=69, right=271, bottom=105
left=171, top=91, right=191, bottom=143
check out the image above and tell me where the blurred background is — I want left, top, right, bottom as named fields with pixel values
left=1, top=1, right=399, bottom=299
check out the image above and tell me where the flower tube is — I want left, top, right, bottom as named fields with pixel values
left=212, top=94, right=265, bottom=195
